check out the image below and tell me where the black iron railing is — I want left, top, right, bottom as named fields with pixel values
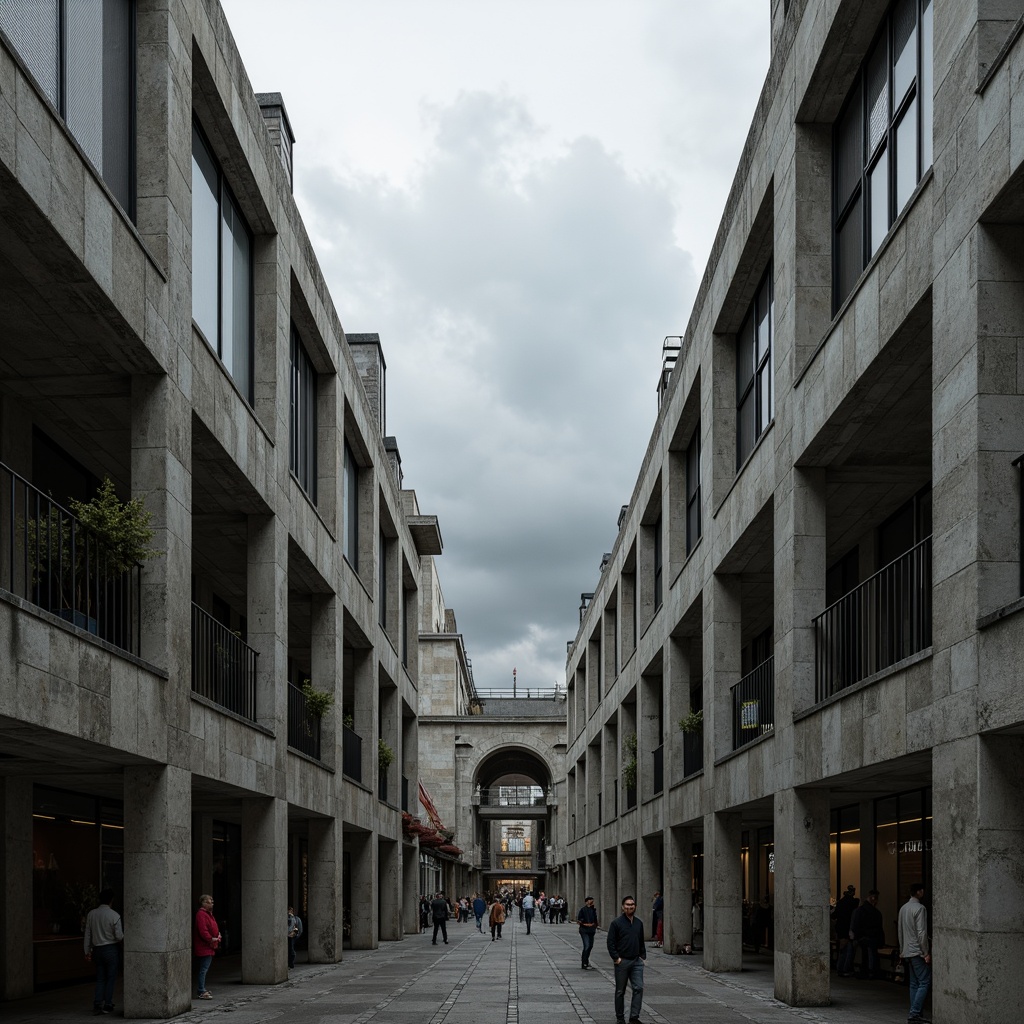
left=286, top=682, right=321, bottom=759
left=191, top=603, right=258, bottom=719
left=813, top=537, right=932, bottom=701
left=401, top=775, right=410, bottom=813
left=1, top=463, right=142, bottom=653
left=378, top=770, right=389, bottom=803
left=731, top=656, right=774, bottom=750
left=682, top=728, right=703, bottom=777
left=652, top=744, right=664, bottom=794
left=625, top=784, right=637, bottom=809
left=343, top=724, right=362, bottom=782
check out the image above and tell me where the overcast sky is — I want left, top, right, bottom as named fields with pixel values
left=219, top=0, right=771, bottom=692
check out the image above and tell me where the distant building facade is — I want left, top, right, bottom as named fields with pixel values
left=563, top=1, right=1024, bottom=1020
left=0, top=1, right=441, bottom=1016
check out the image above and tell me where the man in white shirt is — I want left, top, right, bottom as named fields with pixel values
left=84, top=889, right=123, bottom=1015
left=897, top=882, right=931, bottom=1023
left=522, top=891, right=536, bottom=934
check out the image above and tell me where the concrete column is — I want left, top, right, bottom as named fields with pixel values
left=934, top=735, right=1024, bottom=1024
left=378, top=838, right=401, bottom=940
left=403, top=842, right=420, bottom=934
left=705, top=576, right=741, bottom=764
left=248, top=515, right=288, bottom=743
left=601, top=847, right=617, bottom=933
left=703, top=810, right=742, bottom=971
left=618, top=843, right=637, bottom=906
left=587, top=853, right=601, bottom=914
left=241, top=796, right=287, bottom=983
left=664, top=635, right=691, bottom=788
left=123, top=765, right=191, bottom=1018
left=773, top=787, right=830, bottom=1005
left=378, top=684, right=398, bottom=803
left=307, top=817, right=344, bottom=962
left=191, top=813, right=213, bottom=901
left=311, top=593, right=339, bottom=769
left=0, top=778, right=32, bottom=999
left=353, top=649, right=377, bottom=789
left=664, top=825, right=693, bottom=954
left=638, top=834, right=660, bottom=940
left=348, top=830, right=377, bottom=949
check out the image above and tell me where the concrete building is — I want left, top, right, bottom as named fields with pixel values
left=416, top=558, right=567, bottom=897
left=563, top=2, right=1024, bottom=1022
left=0, top=1, right=439, bottom=1016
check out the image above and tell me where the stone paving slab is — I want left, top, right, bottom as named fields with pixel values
left=4, top=918, right=917, bottom=1024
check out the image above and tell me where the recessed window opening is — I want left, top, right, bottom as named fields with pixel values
left=343, top=441, right=359, bottom=571
left=685, top=423, right=702, bottom=554
left=289, top=325, right=317, bottom=503
left=737, top=264, right=774, bottom=467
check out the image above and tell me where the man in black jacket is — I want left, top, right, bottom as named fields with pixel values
left=577, top=896, right=599, bottom=969
left=606, top=895, right=646, bottom=1024
left=430, top=892, right=449, bottom=945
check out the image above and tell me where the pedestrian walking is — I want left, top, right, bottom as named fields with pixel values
left=473, top=893, right=486, bottom=931
left=83, top=888, right=123, bottom=1016
left=522, top=891, right=535, bottom=934
left=430, top=891, right=449, bottom=945
left=577, top=895, right=598, bottom=969
left=607, top=895, right=646, bottom=1024
left=898, top=882, right=931, bottom=1022
left=193, top=894, right=221, bottom=1000
left=489, top=896, right=506, bottom=940
left=287, top=905, right=303, bottom=969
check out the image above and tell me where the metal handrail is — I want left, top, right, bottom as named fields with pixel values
left=286, top=682, right=321, bottom=760
left=1, top=462, right=141, bottom=654
left=813, top=537, right=932, bottom=701
left=191, top=603, right=258, bottom=719
left=731, top=656, right=774, bottom=750
left=342, top=724, right=362, bottom=782
left=682, top=729, right=703, bottom=778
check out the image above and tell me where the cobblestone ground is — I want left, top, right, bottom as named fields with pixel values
left=10, top=918, right=914, bottom=1024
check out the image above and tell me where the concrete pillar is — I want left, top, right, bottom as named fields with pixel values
left=774, top=787, right=830, bottom=1005
left=638, top=834, right=660, bottom=940
left=348, top=830, right=377, bottom=949
left=241, top=796, right=287, bottom=983
left=934, top=735, right=1024, bottom=1024
left=307, top=817, right=344, bottom=962
left=311, top=593, right=339, bottom=769
left=618, top=843, right=637, bottom=906
left=601, top=847, right=618, bottom=933
left=353, top=650, right=377, bottom=789
left=587, top=853, right=601, bottom=916
left=704, top=810, right=742, bottom=971
left=248, top=515, right=288, bottom=741
left=664, top=825, right=693, bottom=954
left=664, top=635, right=692, bottom=789
left=191, top=813, right=213, bottom=900
left=123, top=765, right=191, bottom=1018
left=378, top=838, right=401, bottom=940
left=0, top=778, right=33, bottom=999
left=705, top=575, right=741, bottom=764
left=403, top=842, right=420, bottom=934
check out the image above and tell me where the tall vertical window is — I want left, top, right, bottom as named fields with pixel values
left=834, top=0, right=933, bottom=310
left=0, top=0, right=135, bottom=216
left=378, top=529, right=388, bottom=629
left=737, top=265, right=774, bottom=467
left=191, top=121, right=253, bottom=403
left=652, top=517, right=663, bottom=611
left=686, top=423, right=702, bottom=554
left=289, top=326, right=317, bottom=503
left=343, top=441, right=359, bottom=570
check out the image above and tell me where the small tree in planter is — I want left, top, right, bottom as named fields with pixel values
left=622, top=732, right=638, bottom=793
left=301, top=680, right=334, bottom=719
left=679, top=709, right=703, bottom=734
left=377, top=738, right=396, bottom=774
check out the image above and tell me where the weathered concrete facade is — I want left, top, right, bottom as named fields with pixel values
left=0, top=1, right=437, bottom=1015
left=564, top=2, right=1024, bottom=1022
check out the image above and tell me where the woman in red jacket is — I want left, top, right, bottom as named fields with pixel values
left=193, top=894, right=221, bottom=999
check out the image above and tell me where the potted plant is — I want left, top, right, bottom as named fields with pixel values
left=377, top=738, right=395, bottom=773
left=679, top=708, right=703, bottom=734
left=301, top=680, right=334, bottom=718
left=622, top=732, right=638, bottom=793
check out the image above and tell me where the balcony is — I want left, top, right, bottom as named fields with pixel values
left=191, top=603, right=258, bottom=719
left=286, top=682, right=321, bottom=760
left=682, top=728, right=703, bottom=778
left=342, top=724, right=362, bottom=783
left=1, top=463, right=142, bottom=654
left=813, top=537, right=932, bottom=702
left=731, top=655, right=774, bottom=750
left=652, top=744, right=664, bottom=794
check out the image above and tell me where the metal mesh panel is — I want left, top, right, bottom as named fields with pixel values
left=66, top=0, right=104, bottom=169
left=0, top=0, right=59, bottom=104
left=866, top=41, right=888, bottom=155
left=100, top=0, right=133, bottom=213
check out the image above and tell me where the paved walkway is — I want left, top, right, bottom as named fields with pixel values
left=7, top=919, right=916, bottom=1024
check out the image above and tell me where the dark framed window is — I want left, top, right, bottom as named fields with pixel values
left=191, top=120, right=253, bottom=403
left=289, top=326, right=317, bottom=503
left=652, top=517, right=663, bottom=611
left=685, top=422, right=701, bottom=555
left=343, top=441, right=359, bottom=570
left=737, top=265, right=774, bottom=467
left=378, top=529, right=387, bottom=629
left=833, top=0, right=933, bottom=310
left=0, top=0, right=135, bottom=217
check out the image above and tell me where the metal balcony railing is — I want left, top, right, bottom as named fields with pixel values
left=191, top=603, right=258, bottom=719
left=378, top=771, right=389, bottom=803
left=625, top=783, right=637, bottom=809
left=652, top=744, right=664, bottom=794
left=731, top=656, right=774, bottom=750
left=479, top=786, right=545, bottom=807
left=813, top=537, right=932, bottom=701
left=1, top=463, right=142, bottom=654
left=342, top=725, right=362, bottom=783
left=682, top=728, right=703, bottom=778
left=286, top=683, right=321, bottom=760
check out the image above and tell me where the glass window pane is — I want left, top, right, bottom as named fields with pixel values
left=0, top=0, right=59, bottom=105
left=738, top=391, right=756, bottom=465
left=737, top=314, right=755, bottom=391
left=221, top=190, right=252, bottom=401
left=191, top=125, right=220, bottom=346
left=892, top=0, right=917, bottom=105
left=758, top=363, right=772, bottom=432
left=836, top=194, right=863, bottom=307
left=99, top=0, right=134, bottom=215
left=756, top=276, right=772, bottom=362
left=866, top=39, right=889, bottom=155
left=869, top=148, right=889, bottom=256
left=894, top=97, right=918, bottom=213
left=920, top=0, right=933, bottom=170
left=835, top=82, right=863, bottom=212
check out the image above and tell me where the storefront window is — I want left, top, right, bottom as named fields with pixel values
left=829, top=804, right=861, bottom=905
left=875, top=788, right=931, bottom=940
